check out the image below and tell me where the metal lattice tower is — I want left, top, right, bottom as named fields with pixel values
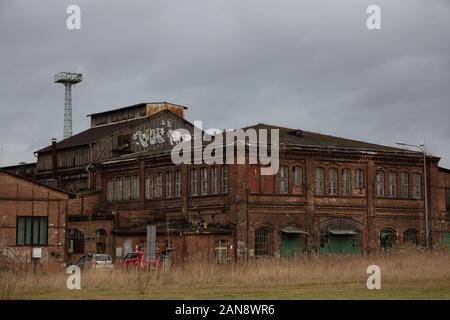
left=54, top=72, right=82, bottom=140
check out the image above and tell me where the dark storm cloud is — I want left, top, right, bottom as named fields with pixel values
left=0, top=0, right=449, bottom=166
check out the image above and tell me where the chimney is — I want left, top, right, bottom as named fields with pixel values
left=51, top=138, right=58, bottom=179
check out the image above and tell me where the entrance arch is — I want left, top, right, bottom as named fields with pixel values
left=320, top=223, right=361, bottom=254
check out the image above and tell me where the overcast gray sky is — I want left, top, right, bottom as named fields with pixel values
left=1, top=0, right=449, bottom=167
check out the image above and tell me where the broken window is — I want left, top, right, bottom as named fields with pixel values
left=380, top=229, right=396, bottom=251
left=68, top=228, right=84, bottom=254
left=404, top=229, right=418, bottom=246
left=375, top=171, right=385, bottom=197
left=328, top=168, right=338, bottom=195
left=293, top=166, right=302, bottom=187
left=211, top=166, right=218, bottom=194
left=201, top=168, right=208, bottom=195
left=412, top=173, right=421, bottom=198
left=190, top=168, right=198, bottom=196
left=278, top=165, right=289, bottom=194
left=400, top=172, right=409, bottom=198
left=342, top=168, right=351, bottom=195
left=221, top=166, right=229, bottom=193
left=388, top=171, right=397, bottom=197
left=174, top=170, right=181, bottom=198
left=96, top=229, right=107, bottom=254
left=215, top=240, right=228, bottom=263
left=315, top=167, right=325, bottom=195
left=248, top=165, right=260, bottom=193
left=145, top=173, right=153, bottom=200
left=255, top=227, right=273, bottom=256
left=165, top=172, right=173, bottom=198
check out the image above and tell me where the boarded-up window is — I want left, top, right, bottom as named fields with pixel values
left=222, top=166, right=229, bottom=193
left=400, top=172, right=409, bottom=198
left=413, top=173, right=421, bottom=198
left=145, top=173, right=153, bottom=199
left=388, top=171, right=397, bottom=197
left=248, top=165, right=260, bottom=193
left=190, top=169, right=198, bottom=196
left=175, top=171, right=181, bottom=197
left=155, top=173, right=163, bottom=198
left=165, top=172, right=173, bottom=198
left=328, top=168, right=338, bottom=195
left=278, top=166, right=289, bottom=194
left=211, top=167, right=218, bottom=194
left=315, top=168, right=325, bottom=195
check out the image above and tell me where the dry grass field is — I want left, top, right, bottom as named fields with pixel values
left=2, top=248, right=450, bottom=300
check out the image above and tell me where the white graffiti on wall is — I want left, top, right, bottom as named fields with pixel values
left=132, top=119, right=191, bottom=148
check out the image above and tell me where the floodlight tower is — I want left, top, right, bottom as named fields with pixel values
left=54, top=72, right=82, bottom=140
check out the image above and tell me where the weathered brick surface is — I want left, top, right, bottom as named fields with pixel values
left=0, top=171, right=69, bottom=271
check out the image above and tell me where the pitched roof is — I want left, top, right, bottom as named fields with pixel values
left=35, top=117, right=147, bottom=153
left=244, top=123, right=414, bottom=154
left=0, top=169, right=72, bottom=196
left=36, top=108, right=195, bottom=154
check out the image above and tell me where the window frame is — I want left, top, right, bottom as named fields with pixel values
left=328, top=168, right=338, bottom=195
left=16, top=216, right=48, bottom=246
left=315, top=167, right=325, bottom=196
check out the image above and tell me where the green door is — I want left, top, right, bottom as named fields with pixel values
left=442, top=233, right=450, bottom=247
left=281, top=233, right=301, bottom=258
left=321, top=236, right=360, bottom=254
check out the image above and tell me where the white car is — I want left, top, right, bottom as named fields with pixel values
left=76, top=254, right=114, bottom=271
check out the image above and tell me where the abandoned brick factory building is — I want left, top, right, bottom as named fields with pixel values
left=2, top=101, right=450, bottom=267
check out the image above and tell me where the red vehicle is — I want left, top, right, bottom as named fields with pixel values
left=120, top=250, right=161, bottom=268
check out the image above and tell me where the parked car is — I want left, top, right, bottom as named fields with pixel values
left=75, top=254, right=114, bottom=271
left=119, top=250, right=161, bottom=268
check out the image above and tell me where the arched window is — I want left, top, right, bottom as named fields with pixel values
left=315, top=168, right=325, bottom=195
left=380, top=229, right=396, bottom=251
left=404, top=229, right=418, bottom=246
left=68, top=229, right=85, bottom=254
left=328, top=168, right=338, bottom=195
left=254, top=227, right=273, bottom=256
